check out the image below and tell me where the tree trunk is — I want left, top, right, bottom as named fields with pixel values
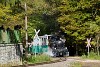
left=97, top=37, right=99, bottom=56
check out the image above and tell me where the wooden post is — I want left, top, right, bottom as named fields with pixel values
left=25, top=3, right=28, bottom=48
left=24, top=3, right=28, bottom=59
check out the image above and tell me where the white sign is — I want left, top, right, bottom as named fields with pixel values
left=33, top=29, right=40, bottom=46
left=86, top=38, right=91, bottom=47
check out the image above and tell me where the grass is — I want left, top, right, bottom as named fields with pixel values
left=81, top=52, right=100, bottom=60
left=70, top=62, right=82, bottom=67
left=0, top=54, right=51, bottom=67
left=26, top=54, right=51, bottom=64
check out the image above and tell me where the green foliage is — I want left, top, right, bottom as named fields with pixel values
left=27, top=54, right=51, bottom=64
left=27, top=0, right=60, bottom=37
left=0, top=0, right=22, bottom=6
left=0, top=0, right=60, bottom=40
left=0, top=0, right=24, bottom=30
left=54, top=0, right=100, bottom=45
left=0, top=0, right=100, bottom=47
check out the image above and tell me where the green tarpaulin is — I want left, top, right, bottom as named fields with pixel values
left=29, top=45, right=48, bottom=53
left=0, top=29, right=21, bottom=44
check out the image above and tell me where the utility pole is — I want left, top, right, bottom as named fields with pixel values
left=25, top=3, right=28, bottom=48
left=25, top=2, right=28, bottom=58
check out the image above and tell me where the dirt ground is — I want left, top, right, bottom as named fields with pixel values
left=29, top=57, right=100, bottom=67
left=82, top=62, right=100, bottom=67
left=68, top=57, right=100, bottom=67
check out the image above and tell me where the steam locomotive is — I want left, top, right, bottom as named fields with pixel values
left=49, top=34, right=69, bottom=57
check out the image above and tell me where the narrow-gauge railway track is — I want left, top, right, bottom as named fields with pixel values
left=12, top=57, right=67, bottom=67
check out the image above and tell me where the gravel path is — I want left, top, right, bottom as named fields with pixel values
left=29, top=57, right=100, bottom=67
left=29, top=58, right=77, bottom=67
left=29, top=60, right=71, bottom=67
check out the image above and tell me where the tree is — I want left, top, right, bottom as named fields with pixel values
left=56, top=0, right=100, bottom=42
left=0, top=0, right=24, bottom=30
left=44, top=0, right=100, bottom=55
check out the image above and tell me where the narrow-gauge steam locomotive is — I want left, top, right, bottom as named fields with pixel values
left=49, top=34, right=69, bottom=57
left=28, top=29, right=69, bottom=57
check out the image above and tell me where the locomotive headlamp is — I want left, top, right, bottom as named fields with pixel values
left=65, top=47, right=67, bottom=49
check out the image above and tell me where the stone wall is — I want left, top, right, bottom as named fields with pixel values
left=0, top=44, right=23, bottom=66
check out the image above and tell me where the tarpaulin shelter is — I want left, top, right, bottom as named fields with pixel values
left=0, top=26, right=21, bottom=44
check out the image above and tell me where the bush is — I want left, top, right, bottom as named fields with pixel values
left=27, top=54, right=51, bottom=64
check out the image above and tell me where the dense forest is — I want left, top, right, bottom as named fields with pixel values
left=0, top=0, right=100, bottom=55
